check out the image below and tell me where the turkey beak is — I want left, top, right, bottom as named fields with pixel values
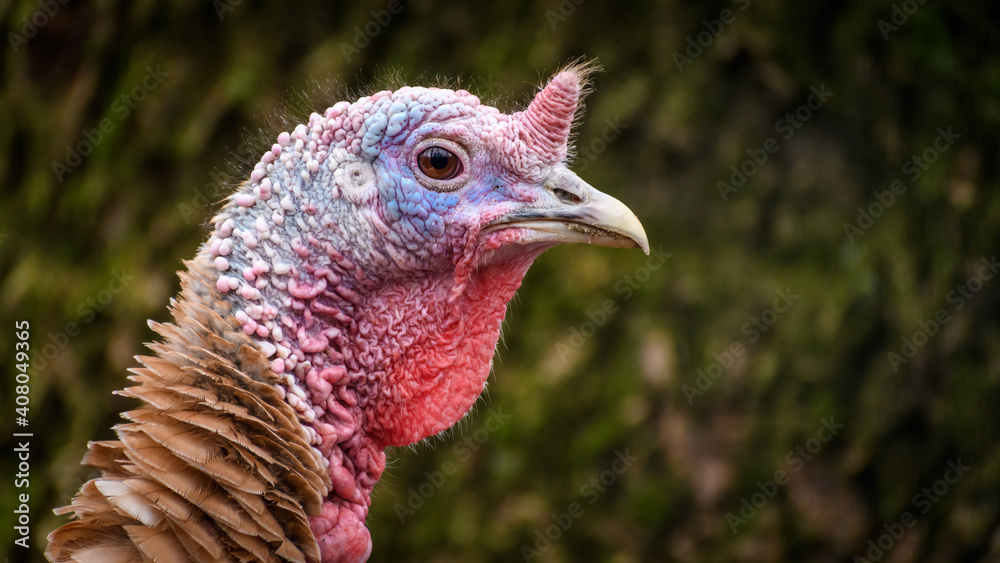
left=488, top=166, right=650, bottom=254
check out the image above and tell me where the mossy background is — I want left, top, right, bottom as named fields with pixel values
left=2, top=0, right=999, bottom=561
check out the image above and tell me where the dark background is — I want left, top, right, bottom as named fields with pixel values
left=2, top=0, right=999, bottom=561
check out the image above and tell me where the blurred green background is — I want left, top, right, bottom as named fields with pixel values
left=2, top=0, right=999, bottom=561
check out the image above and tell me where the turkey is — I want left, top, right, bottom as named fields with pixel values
left=46, top=63, right=649, bottom=562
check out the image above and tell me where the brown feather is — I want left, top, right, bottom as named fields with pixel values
left=67, top=544, right=143, bottom=563
left=124, top=525, right=193, bottom=562
left=47, top=258, right=330, bottom=562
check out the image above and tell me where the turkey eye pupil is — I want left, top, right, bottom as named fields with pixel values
left=429, top=149, right=449, bottom=169
left=418, top=145, right=462, bottom=182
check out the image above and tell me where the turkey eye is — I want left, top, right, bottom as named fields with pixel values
left=417, top=146, right=461, bottom=180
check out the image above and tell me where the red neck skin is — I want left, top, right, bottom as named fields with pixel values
left=270, top=243, right=546, bottom=562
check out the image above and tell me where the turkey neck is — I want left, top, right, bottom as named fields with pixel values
left=196, top=239, right=545, bottom=559
left=249, top=244, right=546, bottom=455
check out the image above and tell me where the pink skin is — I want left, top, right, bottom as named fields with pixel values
left=202, top=67, right=587, bottom=562
left=291, top=246, right=547, bottom=561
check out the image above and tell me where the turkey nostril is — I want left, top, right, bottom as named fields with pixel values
left=553, top=187, right=584, bottom=205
